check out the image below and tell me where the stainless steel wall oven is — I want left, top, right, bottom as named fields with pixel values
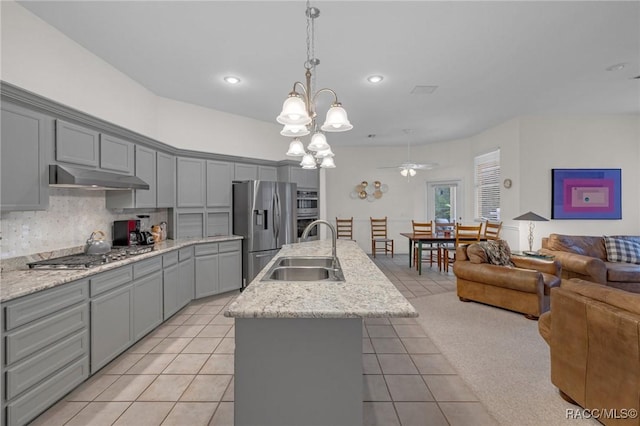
left=296, top=190, right=319, bottom=240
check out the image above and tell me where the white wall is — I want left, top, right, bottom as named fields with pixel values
left=325, top=115, right=640, bottom=254
left=0, top=1, right=286, bottom=159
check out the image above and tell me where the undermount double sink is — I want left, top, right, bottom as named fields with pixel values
left=261, top=256, right=345, bottom=282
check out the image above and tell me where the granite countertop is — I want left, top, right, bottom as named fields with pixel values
left=0, top=236, right=243, bottom=302
left=225, top=239, right=418, bottom=319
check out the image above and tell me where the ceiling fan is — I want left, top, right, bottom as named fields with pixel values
left=379, top=130, right=438, bottom=178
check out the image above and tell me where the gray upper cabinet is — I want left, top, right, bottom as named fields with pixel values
left=157, top=151, right=176, bottom=208
left=279, top=165, right=318, bottom=189
left=134, top=146, right=157, bottom=208
left=1, top=103, right=51, bottom=211
left=55, top=120, right=99, bottom=167
left=234, top=163, right=258, bottom=181
left=207, top=160, right=233, bottom=208
left=177, top=157, right=206, bottom=207
left=258, top=165, right=278, bottom=181
left=105, top=145, right=157, bottom=209
left=99, top=134, right=134, bottom=175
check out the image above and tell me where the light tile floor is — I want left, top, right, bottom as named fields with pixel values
left=31, top=254, right=497, bottom=426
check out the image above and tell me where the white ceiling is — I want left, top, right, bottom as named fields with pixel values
left=18, top=1, right=640, bottom=148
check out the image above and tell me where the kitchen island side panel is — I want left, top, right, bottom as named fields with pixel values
left=235, top=317, right=363, bottom=426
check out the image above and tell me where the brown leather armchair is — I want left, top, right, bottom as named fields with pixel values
left=453, top=243, right=562, bottom=319
left=539, top=279, right=640, bottom=425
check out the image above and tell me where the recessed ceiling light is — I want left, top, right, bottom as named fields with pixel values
left=367, top=75, right=384, bottom=84
left=606, top=63, right=627, bottom=72
left=224, top=76, right=241, bottom=84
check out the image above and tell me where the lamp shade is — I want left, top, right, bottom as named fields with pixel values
left=286, top=138, right=306, bottom=157
left=320, top=103, right=353, bottom=132
left=307, top=132, right=329, bottom=151
left=280, top=124, right=310, bottom=137
left=300, top=153, right=317, bottom=169
left=400, top=168, right=408, bottom=177
left=513, top=211, right=549, bottom=221
left=277, top=94, right=312, bottom=125
left=315, top=146, right=334, bottom=159
left=409, top=168, right=416, bottom=177
left=320, top=156, right=336, bottom=168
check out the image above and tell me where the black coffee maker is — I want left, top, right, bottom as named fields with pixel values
left=113, top=220, right=154, bottom=246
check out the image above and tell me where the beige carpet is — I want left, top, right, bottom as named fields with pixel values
left=409, top=292, right=599, bottom=426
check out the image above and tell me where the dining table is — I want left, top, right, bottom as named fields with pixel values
left=400, top=232, right=486, bottom=275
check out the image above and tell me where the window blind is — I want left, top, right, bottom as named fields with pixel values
left=474, top=149, right=501, bottom=221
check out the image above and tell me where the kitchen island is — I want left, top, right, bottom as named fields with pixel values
left=225, top=239, right=417, bottom=426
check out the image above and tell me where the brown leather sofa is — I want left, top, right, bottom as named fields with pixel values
left=540, top=234, right=640, bottom=293
left=539, top=279, right=640, bottom=425
left=453, top=244, right=562, bottom=319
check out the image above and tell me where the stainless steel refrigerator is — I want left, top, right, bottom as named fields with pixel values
left=233, top=181, right=297, bottom=287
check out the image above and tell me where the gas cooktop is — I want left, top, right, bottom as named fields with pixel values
left=27, top=246, right=154, bottom=270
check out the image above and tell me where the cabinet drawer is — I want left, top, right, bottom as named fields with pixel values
left=163, top=251, right=179, bottom=267
left=219, top=240, right=241, bottom=253
left=179, top=247, right=193, bottom=261
left=195, top=243, right=218, bottom=256
left=5, top=329, right=88, bottom=400
left=133, top=256, right=162, bottom=280
left=5, top=304, right=88, bottom=365
left=90, top=265, right=133, bottom=297
left=4, top=280, right=88, bottom=331
left=6, top=356, right=89, bottom=426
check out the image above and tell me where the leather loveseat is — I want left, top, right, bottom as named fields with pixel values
left=453, top=243, right=562, bottom=319
left=540, top=234, right=640, bottom=293
left=538, top=279, right=640, bottom=425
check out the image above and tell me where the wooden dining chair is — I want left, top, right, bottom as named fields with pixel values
left=483, top=221, right=503, bottom=240
left=370, top=217, right=394, bottom=258
left=336, top=217, right=355, bottom=241
left=442, top=223, right=482, bottom=272
left=412, top=220, right=437, bottom=269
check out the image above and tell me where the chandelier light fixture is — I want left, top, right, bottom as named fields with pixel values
left=279, top=1, right=353, bottom=169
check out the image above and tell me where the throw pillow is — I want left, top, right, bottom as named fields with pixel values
left=477, top=240, right=514, bottom=267
left=467, top=244, right=488, bottom=264
left=604, top=236, right=640, bottom=264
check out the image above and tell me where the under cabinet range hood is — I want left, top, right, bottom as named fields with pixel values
left=49, top=165, right=150, bottom=190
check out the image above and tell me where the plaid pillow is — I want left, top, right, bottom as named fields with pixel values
left=604, top=236, right=640, bottom=264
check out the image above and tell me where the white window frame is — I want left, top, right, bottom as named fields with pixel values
left=474, top=149, right=501, bottom=222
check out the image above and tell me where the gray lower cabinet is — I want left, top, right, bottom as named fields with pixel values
left=2, top=279, right=89, bottom=426
left=178, top=248, right=196, bottom=308
left=90, top=282, right=134, bottom=374
left=219, top=241, right=242, bottom=292
left=195, top=244, right=220, bottom=298
left=163, top=262, right=180, bottom=320
left=133, top=274, right=163, bottom=340
left=1, top=102, right=51, bottom=211
left=195, top=240, right=242, bottom=297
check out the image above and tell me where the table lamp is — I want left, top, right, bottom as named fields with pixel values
left=513, top=211, right=549, bottom=254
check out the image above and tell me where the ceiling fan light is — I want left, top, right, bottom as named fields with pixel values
left=409, top=168, right=417, bottom=177
left=286, top=138, right=306, bottom=157
left=320, top=156, right=336, bottom=168
left=307, top=131, right=329, bottom=151
left=277, top=94, right=312, bottom=125
left=400, top=168, right=408, bottom=177
left=300, top=153, right=317, bottom=169
left=320, top=103, right=353, bottom=132
left=280, top=124, right=310, bottom=137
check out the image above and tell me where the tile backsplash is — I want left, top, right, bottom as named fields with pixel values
left=1, top=188, right=169, bottom=259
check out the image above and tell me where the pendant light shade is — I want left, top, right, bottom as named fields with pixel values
left=300, top=153, right=317, bottom=169
left=277, top=94, right=312, bottom=125
left=307, top=131, right=329, bottom=151
left=314, top=146, right=334, bottom=158
left=280, top=124, right=310, bottom=137
left=286, top=138, right=306, bottom=157
left=320, top=103, right=353, bottom=132
left=400, top=168, right=408, bottom=177
left=320, top=156, right=336, bottom=168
